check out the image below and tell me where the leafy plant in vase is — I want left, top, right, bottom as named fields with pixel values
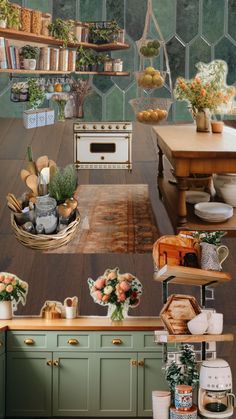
left=88, top=267, right=143, bottom=321
left=51, top=93, right=72, bottom=121
left=193, top=231, right=228, bottom=271
left=165, top=345, right=199, bottom=404
left=174, top=60, right=235, bottom=132
left=28, top=78, right=46, bottom=110
left=0, top=0, right=10, bottom=28
left=21, top=45, right=39, bottom=71
left=0, top=272, right=28, bottom=319
left=76, top=46, right=94, bottom=71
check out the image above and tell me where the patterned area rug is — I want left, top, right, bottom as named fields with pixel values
left=48, top=184, right=159, bottom=254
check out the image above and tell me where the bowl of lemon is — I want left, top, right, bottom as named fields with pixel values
left=135, top=67, right=166, bottom=90
left=129, top=97, right=173, bottom=125
left=138, top=39, right=161, bottom=58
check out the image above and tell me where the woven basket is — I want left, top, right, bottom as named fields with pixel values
left=11, top=212, right=81, bottom=251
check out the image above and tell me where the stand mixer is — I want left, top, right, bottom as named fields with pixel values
left=199, top=359, right=235, bottom=418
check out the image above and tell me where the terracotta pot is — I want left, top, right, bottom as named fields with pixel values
left=211, top=120, right=224, bottom=133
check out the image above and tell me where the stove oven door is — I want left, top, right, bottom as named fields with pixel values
left=75, top=133, right=130, bottom=163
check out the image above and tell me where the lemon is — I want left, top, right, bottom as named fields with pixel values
left=145, top=66, right=156, bottom=76
left=152, top=75, right=164, bottom=87
left=143, top=74, right=153, bottom=86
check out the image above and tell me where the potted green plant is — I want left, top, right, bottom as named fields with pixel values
left=106, top=19, right=120, bottom=43
left=7, top=2, right=21, bottom=29
left=96, top=53, right=109, bottom=71
left=0, top=0, right=10, bottom=27
left=48, top=18, right=76, bottom=48
left=49, top=164, right=77, bottom=203
left=76, top=46, right=94, bottom=71
left=165, top=345, right=199, bottom=404
left=28, top=78, right=45, bottom=110
left=89, top=20, right=120, bottom=45
left=21, top=45, right=39, bottom=71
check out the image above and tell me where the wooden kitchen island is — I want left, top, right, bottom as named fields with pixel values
left=153, top=124, right=236, bottom=233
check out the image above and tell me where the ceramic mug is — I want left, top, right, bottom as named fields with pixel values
left=200, top=243, right=229, bottom=271
left=217, top=245, right=229, bottom=267
left=64, top=306, right=77, bottom=319
left=207, top=313, right=223, bottom=334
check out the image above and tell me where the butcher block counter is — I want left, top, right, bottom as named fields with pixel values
left=0, top=315, right=164, bottom=331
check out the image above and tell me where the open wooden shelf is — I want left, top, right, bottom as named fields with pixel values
left=154, top=332, right=234, bottom=343
left=154, top=265, right=232, bottom=287
left=158, top=177, right=236, bottom=235
left=0, top=28, right=130, bottom=51
left=0, top=69, right=130, bottom=76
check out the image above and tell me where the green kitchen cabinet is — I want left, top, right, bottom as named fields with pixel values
left=52, top=352, right=95, bottom=416
left=94, top=352, right=138, bottom=416
left=0, top=353, right=5, bottom=419
left=6, top=351, right=52, bottom=417
left=137, top=353, right=167, bottom=416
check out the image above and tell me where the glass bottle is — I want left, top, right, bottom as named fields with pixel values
left=35, top=196, right=57, bottom=234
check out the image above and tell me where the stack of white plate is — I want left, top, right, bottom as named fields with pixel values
left=186, top=191, right=210, bottom=204
left=194, top=202, right=233, bottom=222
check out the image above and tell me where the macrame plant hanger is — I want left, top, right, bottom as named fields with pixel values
left=136, top=0, right=173, bottom=98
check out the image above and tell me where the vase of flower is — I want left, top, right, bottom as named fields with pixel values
left=195, top=108, right=211, bottom=132
left=0, top=272, right=28, bottom=319
left=88, top=267, right=143, bottom=321
left=0, top=300, right=12, bottom=320
left=107, top=301, right=129, bottom=321
left=52, top=93, right=70, bottom=122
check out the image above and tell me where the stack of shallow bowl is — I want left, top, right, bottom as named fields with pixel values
left=213, top=173, right=236, bottom=206
left=194, top=202, right=233, bottom=223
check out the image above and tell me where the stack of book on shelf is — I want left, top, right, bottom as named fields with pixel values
left=0, top=37, right=21, bottom=70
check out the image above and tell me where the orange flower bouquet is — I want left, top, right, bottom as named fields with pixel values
left=174, top=60, right=235, bottom=117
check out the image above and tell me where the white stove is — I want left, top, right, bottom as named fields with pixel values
left=73, top=121, right=132, bottom=170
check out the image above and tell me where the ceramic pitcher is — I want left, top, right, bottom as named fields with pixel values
left=200, top=242, right=229, bottom=271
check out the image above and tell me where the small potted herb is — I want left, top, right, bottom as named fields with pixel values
left=48, top=19, right=76, bottom=48
left=107, top=19, right=120, bottom=43
left=76, top=46, right=94, bottom=71
left=0, top=0, right=10, bottom=27
left=89, top=20, right=120, bottom=45
left=21, top=45, right=39, bottom=71
left=49, top=164, right=78, bottom=203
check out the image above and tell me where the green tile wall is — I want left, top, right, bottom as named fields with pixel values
left=0, top=0, right=236, bottom=121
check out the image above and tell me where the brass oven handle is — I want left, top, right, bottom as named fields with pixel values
left=47, top=360, right=53, bottom=366
left=138, top=360, right=144, bottom=367
left=53, top=360, right=60, bottom=367
left=24, top=338, right=35, bottom=345
left=131, top=359, right=137, bottom=366
left=112, top=339, right=122, bottom=345
left=68, top=339, right=79, bottom=345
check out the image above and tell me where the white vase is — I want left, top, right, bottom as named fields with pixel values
left=23, top=58, right=37, bottom=71
left=0, top=300, right=13, bottom=320
left=0, top=19, right=7, bottom=28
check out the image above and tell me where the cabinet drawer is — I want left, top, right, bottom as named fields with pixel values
left=97, top=332, right=134, bottom=350
left=143, top=333, right=162, bottom=351
left=0, top=331, right=5, bottom=355
left=56, top=333, right=91, bottom=350
left=7, top=331, right=49, bottom=351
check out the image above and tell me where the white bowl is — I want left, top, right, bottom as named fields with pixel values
left=213, top=174, right=236, bottom=197
left=187, top=313, right=208, bottom=335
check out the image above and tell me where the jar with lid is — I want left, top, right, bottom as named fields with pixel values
left=41, top=13, right=51, bottom=36
left=104, top=58, right=113, bottom=72
left=50, top=48, right=59, bottom=71
left=59, top=48, right=68, bottom=72
left=113, top=59, right=123, bottom=72
left=81, top=23, right=89, bottom=42
left=31, top=9, right=42, bottom=35
left=74, top=21, right=83, bottom=42
left=21, top=7, right=31, bottom=32
left=175, top=385, right=193, bottom=411
left=118, top=29, right=125, bottom=44
left=10, top=3, right=21, bottom=30
left=39, top=47, right=50, bottom=71
left=35, top=196, right=58, bottom=234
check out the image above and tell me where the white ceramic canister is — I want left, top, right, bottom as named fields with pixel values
left=152, top=390, right=171, bottom=419
left=207, top=312, right=223, bottom=334
left=0, top=300, right=13, bottom=320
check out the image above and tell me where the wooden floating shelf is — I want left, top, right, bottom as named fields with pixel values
left=154, top=333, right=234, bottom=343
left=0, top=69, right=130, bottom=76
left=0, top=28, right=130, bottom=51
left=154, top=265, right=232, bottom=287
left=158, top=177, right=236, bottom=235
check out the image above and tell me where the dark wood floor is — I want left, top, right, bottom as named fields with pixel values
left=0, top=119, right=236, bottom=409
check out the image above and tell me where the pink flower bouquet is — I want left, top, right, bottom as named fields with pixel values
left=0, top=272, right=28, bottom=305
left=88, top=267, right=143, bottom=321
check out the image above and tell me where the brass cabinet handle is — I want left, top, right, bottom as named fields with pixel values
left=53, top=360, right=60, bottom=367
left=24, top=338, right=35, bottom=345
left=112, top=339, right=122, bottom=345
left=138, top=360, right=145, bottom=367
left=47, top=360, right=53, bottom=366
left=131, top=359, right=137, bottom=367
left=68, top=339, right=79, bottom=345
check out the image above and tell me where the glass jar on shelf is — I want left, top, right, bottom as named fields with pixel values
left=41, top=12, right=51, bottom=36
left=35, top=196, right=58, bottom=235
left=31, top=9, right=42, bottom=35
left=21, top=7, right=32, bottom=32
left=58, top=48, right=69, bottom=72
left=104, top=58, right=114, bottom=72
left=113, top=59, right=123, bottom=72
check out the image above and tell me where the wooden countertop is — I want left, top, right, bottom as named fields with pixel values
left=153, top=124, right=236, bottom=159
left=0, top=316, right=164, bottom=331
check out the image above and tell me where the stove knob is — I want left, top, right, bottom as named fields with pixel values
left=82, top=125, right=87, bottom=129
left=93, top=125, right=97, bottom=129
left=116, top=125, right=120, bottom=129
left=123, top=125, right=127, bottom=129
left=108, top=125, right=112, bottom=129
left=101, top=125, right=105, bottom=129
